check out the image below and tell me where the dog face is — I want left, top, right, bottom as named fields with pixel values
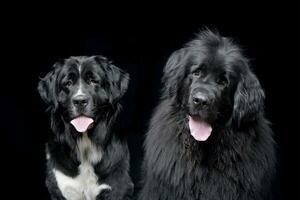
left=163, top=30, right=265, bottom=141
left=38, top=56, right=129, bottom=133
left=185, top=53, right=235, bottom=124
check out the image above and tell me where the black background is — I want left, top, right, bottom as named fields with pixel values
left=1, top=6, right=297, bottom=200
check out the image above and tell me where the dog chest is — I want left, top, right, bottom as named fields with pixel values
left=53, top=133, right=110, bottom=200
left=53, top=163, right=110, bottom=200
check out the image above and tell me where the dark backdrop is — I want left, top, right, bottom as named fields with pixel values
left=1, top=7, right=297, bottom=200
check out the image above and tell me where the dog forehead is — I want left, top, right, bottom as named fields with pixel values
left=57, top=58, right=80, bottom=75
left=80, top=60, right=106, bottom=74
left=61, top=57, right=106, bottom=77
left=188, top=51, right=227, bottom=73
left=63, top=57, right=80, bottom=68
left=212, top=50, right=244, bottom=74
left=189, top=50, right=206, bottom=65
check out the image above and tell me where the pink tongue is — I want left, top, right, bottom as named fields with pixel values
left=70, top=116, right=94, bottom=133
left=188, top=116, right=212, bottom=141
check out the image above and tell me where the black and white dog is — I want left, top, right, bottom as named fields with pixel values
left=38, top=56, right=133, bottom=200
left=138, top=30, right=276, bottom=200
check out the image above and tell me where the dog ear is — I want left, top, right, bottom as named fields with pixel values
left=233, top=68, right=265, bottom=126
left=94, top=55, right=129, bottom=103
left=107, top=63, right=130, bottom=102
left=162, top=48, right=188, bottom=98
left=38, top=62, right=61, bottom=110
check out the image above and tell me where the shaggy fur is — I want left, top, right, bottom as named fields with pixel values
left=38, top=56, right=133, bottom=200
left=138, top=30, right=276, bottom=200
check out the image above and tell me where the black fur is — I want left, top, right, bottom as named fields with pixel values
left=38, top=56, right=133, bottom=200
left=138, top=30, right=276, bottom=200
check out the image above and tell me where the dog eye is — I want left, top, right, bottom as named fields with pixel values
left=64, top=80, right=73, bottom=87
left=87, top=79, right=99, bottom=86
left=192, top=70, right=201, bottom=78
left=217, top=73, right=229, bottom=86
left=192, top=64, right=206, bottom=78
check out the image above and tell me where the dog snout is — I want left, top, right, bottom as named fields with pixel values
left=72, top=95, right=89, bottom=108
left=192, top=92, right=209, bottom=106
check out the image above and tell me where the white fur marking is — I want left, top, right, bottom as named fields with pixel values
left=73, top=64, right=85, bottom=97
left=73, top=80, right=85, bottom=97
left=78, top=63, right=82, bottom=74
left=77, top=133, right=102, bottom=164
left=53, top=133, right=109, bottom=200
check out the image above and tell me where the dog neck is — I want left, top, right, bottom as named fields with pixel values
left=76, top=132, right=103, bottom=165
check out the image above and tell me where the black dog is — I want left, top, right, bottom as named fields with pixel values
left=38, top=56, right=133, bottom=200
left=138, top=30, right=276, bottom=200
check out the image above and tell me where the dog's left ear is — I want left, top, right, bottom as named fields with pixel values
left=107, top=64, right=129, bottom=102
left=233, top=68, right=265, bottom=126
left=94, top=56, right=129, bottom=103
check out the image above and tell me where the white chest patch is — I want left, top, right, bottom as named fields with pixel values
left=53, top=133, right=111, bottom=200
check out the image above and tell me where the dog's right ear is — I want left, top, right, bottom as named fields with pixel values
left=38, top=62, right=61, bottom=110
left=162, top=48, right=188, bottom=98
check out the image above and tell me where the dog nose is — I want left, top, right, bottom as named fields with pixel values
left=72, top=95, right=89, bottom=108
left=192, top=93, right=208, bottom=106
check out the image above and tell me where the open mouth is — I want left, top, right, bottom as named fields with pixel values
left=188, top=115, right=212, bottom=141
left=70, top=115, right=94, bottom=133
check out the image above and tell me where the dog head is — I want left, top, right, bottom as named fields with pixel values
left=162, top=30, right=265, bottom=141
left=38, top=55, right=129, bottom=135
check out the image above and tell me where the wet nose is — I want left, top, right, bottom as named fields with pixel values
left=192, top=93, right=208, bottom=106
left=72, top=95, right=89, bottom=108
